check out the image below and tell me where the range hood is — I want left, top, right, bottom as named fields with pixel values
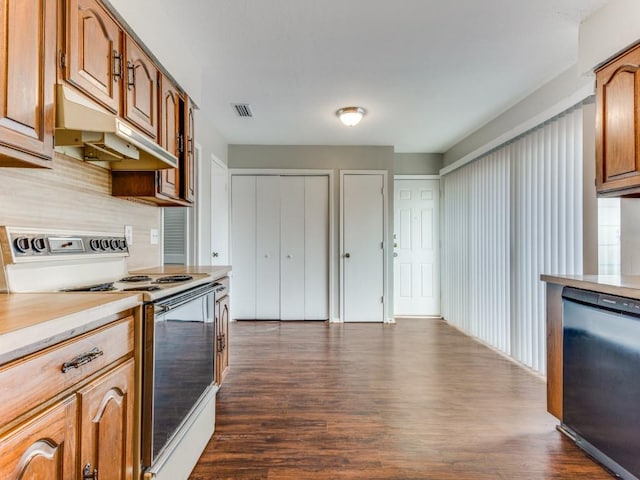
left=54, top=84, right=177, bottom=171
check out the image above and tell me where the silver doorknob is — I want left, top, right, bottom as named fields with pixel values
left=286, top=254, right=293, bottom=259
left=345, top=253, right=350, bottom=258
left=212, top=252, right=219, bottom=258
left=393, top=252, right=398, bottom=257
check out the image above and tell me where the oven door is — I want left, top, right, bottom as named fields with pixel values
left=142, top=283, right=215, bottom=468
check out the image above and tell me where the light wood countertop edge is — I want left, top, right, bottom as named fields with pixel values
left=541, top=274, right=640, bottom=300
left=0, top=294, right=142, bottom=365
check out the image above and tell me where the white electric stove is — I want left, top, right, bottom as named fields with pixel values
left=0, top=226, right=210, bottom=300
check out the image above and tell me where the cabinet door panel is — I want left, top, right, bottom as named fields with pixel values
left=78, top=359, right=135, bottom=480
left=158, top=74, right=180, bottom=199
left=280, top=177, right=305, bottom=320
left=0, top=0, right=55, bottom=166
left=0, top=398, right=76, bottom=480
left=256, top=176, right=281, bottom=319
left=596, top=45, right=640, bottom=195
left=184, top=99, right=196, bottom=202
left=66, top=0, right=121, bottom=113
left=124, top=37, right=157, bottom=139
left=231, top=176, right=257, bottom=319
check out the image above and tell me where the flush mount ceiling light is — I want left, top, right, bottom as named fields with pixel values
left=336, top=106, right=366, bottom=127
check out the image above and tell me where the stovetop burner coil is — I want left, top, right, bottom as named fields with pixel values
left=119, top=275, right=152, bottom=282
left=62, top=282, right=116, bottom=292
left=152, top=275, right=194, bottom=284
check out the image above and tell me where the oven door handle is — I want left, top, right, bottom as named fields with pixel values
left=154, top=285, right=215, bottom=314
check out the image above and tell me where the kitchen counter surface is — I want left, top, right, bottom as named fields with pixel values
left=131, top=264, right=231, bottom=280
left=541, top=274, right=640, bottom=299
left=0, top=292, right=142, bottom=365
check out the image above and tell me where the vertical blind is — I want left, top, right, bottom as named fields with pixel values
left=441, top=104, right=583, bottom=374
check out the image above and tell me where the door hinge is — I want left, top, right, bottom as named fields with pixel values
left=381, top=296, right=384, bottom=304
left=380, top=242, right=384, bottom=249
left=381, top=187, right=384, bottom=195
left=59, top=50, right=66, bottom=70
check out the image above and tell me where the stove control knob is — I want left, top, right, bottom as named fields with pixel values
left=110, top=239, right=120, bottom=250
left=13, top=236, right=31, bottom=254
left=118, top=239, right=127, bottom=250
left=100, top=239, right=110, bottom=250
left=89, top=239, right=101, bottom=251
left=31, top=237, right=47, bottom=253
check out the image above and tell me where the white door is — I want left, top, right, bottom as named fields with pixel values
left=304, top=176, right=329, bottom=320
left=280, top=176, right=305, bottom=320
left=231, top=175, right=256, bottom=319
left=393, top=179, right=440, bottom=316
left=211, top=158, right=229, bottom=265
left=342, top=173, right=384, bottom=323
left=256, top=176, right=281, bottom=319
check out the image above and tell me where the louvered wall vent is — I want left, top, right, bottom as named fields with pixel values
left=232, top=103, right=253, bottom=118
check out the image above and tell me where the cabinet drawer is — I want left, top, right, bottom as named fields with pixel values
left=0, top=316, right=134, bottom=426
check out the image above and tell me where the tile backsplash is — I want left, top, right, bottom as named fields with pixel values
left=0, top=153, right=161, bottom=270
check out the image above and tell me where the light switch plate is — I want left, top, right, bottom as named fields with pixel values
left=150, top=228, right=159, bottom=245
left=124, top=225, right=133, bottom=245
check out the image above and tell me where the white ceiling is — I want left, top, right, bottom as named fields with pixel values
left=156, top=0, right=609, bottom=153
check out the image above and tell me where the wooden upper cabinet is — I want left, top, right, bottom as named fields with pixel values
left=124, top=36, right=158, bottom=139
left=184, top=98, right=196, bottom=202
left=65, top=0, right=122, bottom=113
left=0, top=0, right=55, bottom=167
left=158, top=74, right=180, bottom=199
left=596, top=43, right=640, bottom=196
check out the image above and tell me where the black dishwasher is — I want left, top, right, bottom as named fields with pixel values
left=562, top=287, right=640, bottom=480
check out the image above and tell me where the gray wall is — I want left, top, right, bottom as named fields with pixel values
left=229, top=145, right=395, bottom=322
left=394, top=153, right=442, bottom=175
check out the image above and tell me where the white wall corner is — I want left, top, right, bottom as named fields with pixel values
left=579, top=0, right=640, bottom=75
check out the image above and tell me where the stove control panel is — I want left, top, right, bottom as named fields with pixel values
left=5, top=230, right=129, bottom=259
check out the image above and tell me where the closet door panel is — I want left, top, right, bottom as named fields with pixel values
left=256, top=176, right=281, bottom=319
left=231, top=176, right=256, bottom=319
left=305, top=176, right=330, bottom=320
left=280, top=177, right=306, bottom=320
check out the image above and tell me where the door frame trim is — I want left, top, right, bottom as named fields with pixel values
left=229, top=169, right=335, bottom=322
left=395, top=174, right=441, bottom=180
left=339, top=170, right=389, bottom=323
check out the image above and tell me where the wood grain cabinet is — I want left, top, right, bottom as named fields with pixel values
left=0, top=314, right=138, bottom=480
left=0, top=0, right=56, bottom=168
left=123, top=37, right=158, bottom=139
left=64, top=0, right=122, bottom=113
left=216, top=290, right=230, bottom=385
left=596, top=43, right=640, bottom=196
left=112, top=75, right=195, bottom=205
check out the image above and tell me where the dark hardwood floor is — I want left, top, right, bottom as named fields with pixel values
left=190, top=319, right=612, bottom=480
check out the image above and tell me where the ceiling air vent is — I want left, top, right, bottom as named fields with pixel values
left=232, top=103, right=253, bottom=118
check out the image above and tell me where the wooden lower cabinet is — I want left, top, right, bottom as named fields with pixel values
left=0, top=315, right=138, bottom=480
left=0, top=398, right=76, bottom=480
left=216, top=293, right=230, bottom=385
left=78, top=359, right=135, bottom=480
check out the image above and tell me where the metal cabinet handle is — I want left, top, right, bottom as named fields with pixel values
left=113, top=50, right=122, bottom=81
left=61, top=348, right=103, bottom=373
left=83, top=463, right=98, bottom=480
left=127, top=61, right=135, bottom=91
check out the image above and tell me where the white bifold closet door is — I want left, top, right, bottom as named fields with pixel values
left=231, top=174, right=329, bottom=320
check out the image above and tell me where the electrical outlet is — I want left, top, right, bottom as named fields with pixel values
left=150, top=229, right=159, bottom=245
left=124, top=225, right=133, bottom=245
